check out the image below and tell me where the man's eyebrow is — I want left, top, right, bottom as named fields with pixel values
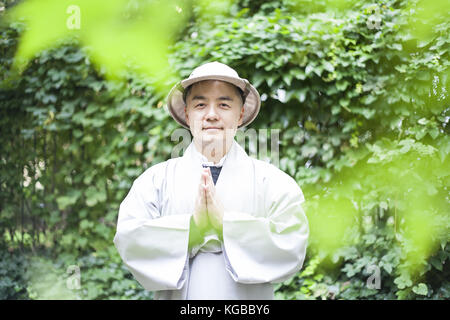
left=190, top=95, right=234, bottom=101
left=218, top=96, right=234, bottom=101
left=191, top=95, right=206, bottom=100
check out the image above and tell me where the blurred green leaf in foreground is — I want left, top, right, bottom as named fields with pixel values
left=7, top=0, right=235, bottom=91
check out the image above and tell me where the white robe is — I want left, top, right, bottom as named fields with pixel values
left=113, top=139, right=309, bottom=300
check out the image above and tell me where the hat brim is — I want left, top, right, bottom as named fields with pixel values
left=167, top=76, right=261, bottom=130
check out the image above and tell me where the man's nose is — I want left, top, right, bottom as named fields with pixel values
left=205, top=105, right=219, bottom=119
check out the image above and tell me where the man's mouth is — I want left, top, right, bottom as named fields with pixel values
left=203, top=127, right=223, bottom=130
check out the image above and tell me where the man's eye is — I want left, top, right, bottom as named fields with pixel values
left=220, top=104, right=230, bottom=108
left=195, top=103, right=205, bottom=108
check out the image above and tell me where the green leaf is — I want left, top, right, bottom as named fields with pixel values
left=412, top=283, right=428, bottom=296
left=56, top=191, right=82, bottom=210
left=363, top=234, right=376, bottom=244
left=390, top=43, right=402, bottom=51
left=415, top=128, right=427, bottom=140
left=394, top=273, right=413, bottom=290
left=290, top=68, right=306, bottom=80
left=399, top=139, right=414, bottom=153
left=428, top=127, right=439, bottom=139
left=418, top=118, right=428, bottom=125
left=382, top=263, right=393, bottom=274
left=339, top=98, right=350, bottom=108
left=395, top=65, right=407, bottom=73
left=85, top=186, right=106, bottom=207
left=236, top=8, right=249, bottom=18
left=361, top=94, right=377, bottom=105
left=323, top=61, right=335, bottom=73
left=63, top=51, right=84, bottom=63
left=305, top=64, right=314, bottom=75
left=301, top=145, right=318, bottom=158
left=293, top=89, right=307, bottom=103
left=91, top=118, right=106, bottom=127
left=266, top=76, right=277, bottom=87
left=80, top=219, right=94, bottom=230
left=282, top=73, right=292, bottom=86
left=331, top=105, right=341, bottom=115
left=86, top=104, right=99, bottom=115
left=336, top=80, right=349, bottom=91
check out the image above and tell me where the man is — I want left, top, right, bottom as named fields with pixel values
left=113, top=62, right=309, bottom=300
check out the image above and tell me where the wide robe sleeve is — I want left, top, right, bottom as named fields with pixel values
left=222, top=166, right=309, bottom=284
left=113, top=164, right=192, bottom=292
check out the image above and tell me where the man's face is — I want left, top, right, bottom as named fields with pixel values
left=184, top=80, right=244, bottom=149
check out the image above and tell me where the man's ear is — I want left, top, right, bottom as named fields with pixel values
left=238, top=105, right=245, bottom=126
left=184, top=106, right=188, bottom=123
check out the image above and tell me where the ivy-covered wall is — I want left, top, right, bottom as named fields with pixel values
left=0, top=0, right=448, bottom=299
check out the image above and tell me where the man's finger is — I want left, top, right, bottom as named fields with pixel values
left=198, top=179, right=204, bottom=196
left=202, top=174, right=213, bottom=195
left=203, top=168, right=215, bottom=190
left=202, top=168, right=211, bottom=177
left=205, top=185, right=215, bottom=205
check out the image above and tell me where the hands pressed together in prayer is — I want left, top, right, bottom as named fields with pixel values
left=193, top=167, right=225, bottom=234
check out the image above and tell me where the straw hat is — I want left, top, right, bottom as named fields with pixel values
left=167, top=62, right=261, bottom=129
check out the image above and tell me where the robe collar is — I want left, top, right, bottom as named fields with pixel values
left=181, top=139, right=251, bottom=190
left=183, top=139, right=248, bottom=170
left=191, top=143, right=228, bottom=168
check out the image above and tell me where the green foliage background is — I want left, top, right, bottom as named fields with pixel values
left=0, top=0, right=448, bottom=299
